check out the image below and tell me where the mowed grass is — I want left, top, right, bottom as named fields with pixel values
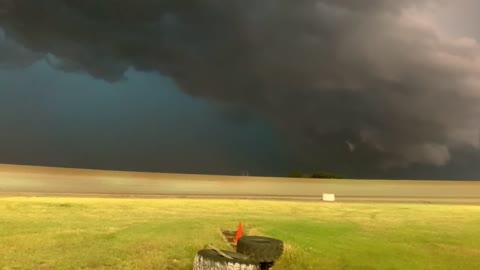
left=0, top=198, right=479, bottom=270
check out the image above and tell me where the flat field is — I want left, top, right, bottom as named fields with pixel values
left=1, top=197, right=479, bottom=269
left=1, top=164, right=480, bottom=203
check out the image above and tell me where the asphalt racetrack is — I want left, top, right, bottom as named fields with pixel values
left=1, top=164, right=479, bottom=204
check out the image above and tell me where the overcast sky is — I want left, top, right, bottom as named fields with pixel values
left=1, top=0, right=480, bottom=179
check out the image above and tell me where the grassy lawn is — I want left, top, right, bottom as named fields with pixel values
left=0, top=198, right=479, bottom=269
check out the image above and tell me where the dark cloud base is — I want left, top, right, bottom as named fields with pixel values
left=0, top=61, right=296, bottom=177
left=1, top=0, right=480, bottom=179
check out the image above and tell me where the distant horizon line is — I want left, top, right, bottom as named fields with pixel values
left=0, top=162, right=478, bottom=182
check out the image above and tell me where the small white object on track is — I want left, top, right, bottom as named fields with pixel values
left=323, top=193, right=335, bottom=202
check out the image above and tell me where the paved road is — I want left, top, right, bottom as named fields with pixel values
left=1, top=164, right=480, bottom=203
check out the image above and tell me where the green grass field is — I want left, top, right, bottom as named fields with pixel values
left=1, top=197, right=479, bottom=269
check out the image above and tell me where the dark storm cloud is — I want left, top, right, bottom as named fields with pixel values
left=1, top=0, right=480, bottom=172
left=0, top=62, right=292, bottom=176
left=0, top=28, right=42, bottom=68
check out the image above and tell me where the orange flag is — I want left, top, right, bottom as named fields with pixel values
left=233, top=221, right=243, bottom=243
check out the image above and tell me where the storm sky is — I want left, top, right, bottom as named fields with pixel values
left=1, top=0, right=480, bottom=179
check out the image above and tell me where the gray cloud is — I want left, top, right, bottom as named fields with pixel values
left=1, top=0, right=480, bottom=174
left=0, top=61, right=292, bottom=176
left=0, top=28, right=42, bottom=68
